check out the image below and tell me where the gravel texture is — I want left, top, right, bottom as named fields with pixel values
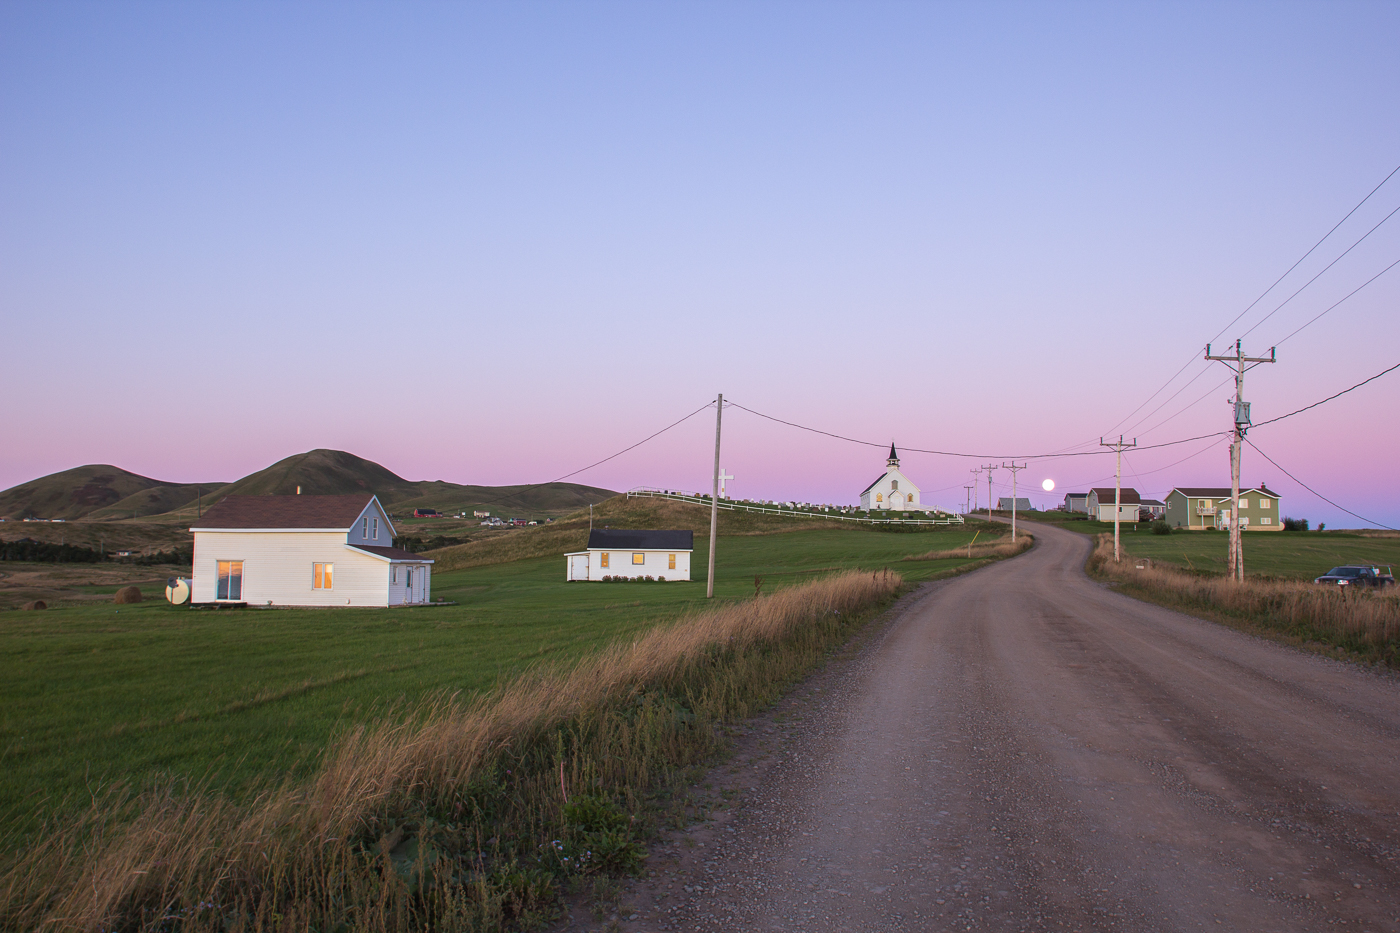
left=553, top=522, right=1400, bottom=932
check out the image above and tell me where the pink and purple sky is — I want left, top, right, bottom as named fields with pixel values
left=2, top=2, right=1398, bottom=527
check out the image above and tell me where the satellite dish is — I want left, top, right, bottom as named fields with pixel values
left=165, top=577, right=191, bottom=605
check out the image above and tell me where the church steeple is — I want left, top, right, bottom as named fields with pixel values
left=887, top=443, right=899, bottom=468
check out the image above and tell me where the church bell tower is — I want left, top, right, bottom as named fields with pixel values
left=887, top=443, right=899, bottom=468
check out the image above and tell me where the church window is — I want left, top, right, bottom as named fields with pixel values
left=909, top=493, right=915, bottom=501
left=876, top=494, right=883, bottom=503
left=891, top=480, right=898, bottom=490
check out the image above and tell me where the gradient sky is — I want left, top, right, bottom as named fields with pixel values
left=3, top=2, right=1398, bottom=527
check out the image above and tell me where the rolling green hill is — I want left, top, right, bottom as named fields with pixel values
left=1, top=450, right=617, bottom=536
left=0, top=465, right=181, bottom=520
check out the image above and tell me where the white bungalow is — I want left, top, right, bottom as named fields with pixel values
left=1086, top=487, right=1141, bottom=522
left=566, top=529, right=693, bottom=581
left=190, top=494, right=433, bottom=606
left=859, top=444, right=922, bottom=511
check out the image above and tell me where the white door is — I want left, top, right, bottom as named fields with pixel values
left=569, top=555, right=589, bottom=581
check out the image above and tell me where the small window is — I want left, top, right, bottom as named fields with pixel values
left=668, top=553, right=676, bottom=570
left=909, top=493, right=915, bottom=502
left=891, top=480, right=898, bottom=490
left=1261, top=517, right=1272, bottom=525
left=632, top=552, right=645, bottom=565
left=392, top=566, right=397, bottom=584
left=876, top=493, right=883, bottom=502
left=601, top=552, right=609, bottom=568
left=314, top=563, right=333, bottom=589
left=1239, top=498, right=1249, bottom=509
left=373, top=517, right=379, bottom=539
left=362, top=517, right=368, bottom=537
left=217, top=561, right=243, bottom=600
left=1260, top=499, right=1271, bottom=509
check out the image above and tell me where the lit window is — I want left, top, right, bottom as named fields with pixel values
left=1260, top=499, right=1271, bottom=509
left=909, top=493, right=915, bottom=501
left=1239, top=499, right=1249, bottom=508
left=876, top=493, right=883, bottom=502
left=632, top=553, right=645, bottom=565
left=668, top=553, right=676, bottom=570
left=601, top=552, right=609, bottom=568
left=217, top=561, right=243, bottom=600
left=314, top=563, right=334, bottom=589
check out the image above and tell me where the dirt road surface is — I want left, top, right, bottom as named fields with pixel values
left=607, top=522, right=1400, bottom=932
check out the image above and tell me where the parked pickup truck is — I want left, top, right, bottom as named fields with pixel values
left=1313, top=565, right=1395, bottom=587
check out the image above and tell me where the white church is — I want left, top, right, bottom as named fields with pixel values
left=859, top=444, right=923, bottom=511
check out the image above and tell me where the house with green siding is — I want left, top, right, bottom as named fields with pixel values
left=1164, top=486, right=1282, bottom=531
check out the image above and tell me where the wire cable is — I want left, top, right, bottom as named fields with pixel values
left=1211, top=160, right=1400, bottom=344
left=1252, top=361, right=1400, bottom=429
left=1245, top=438, right=1396, bottom=531
left=1274, top=255, right=1400, bottom=347
left=1239, top=202, right=1400, bottom=342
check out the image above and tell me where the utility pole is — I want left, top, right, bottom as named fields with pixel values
left=707, top=394, right=723, bottom=599
left=1206, top=341, right=1276, bottom=582
left=981, top=463, right=998, bottom=517
left=1099, top=436, right=1137, bottom=562
left=963, top=484, right=975, bottom=516
left=1002, top=462, right=1026, bottom=540
left=970, top=467, right=982, bottom=514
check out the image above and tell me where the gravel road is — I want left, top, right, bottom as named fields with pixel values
left=571, top=522, right=1400, bottom=932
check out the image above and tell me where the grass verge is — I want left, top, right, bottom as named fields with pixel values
left=2, top=570, right=903, bottom=932
left=1086, top=533, right=1400, bottom=667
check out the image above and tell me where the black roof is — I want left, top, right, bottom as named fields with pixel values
left=587, top=528, right=694, bottom=550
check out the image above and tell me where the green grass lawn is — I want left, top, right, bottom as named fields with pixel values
left=1016, top=511, right=1400, bottom=579
left=0, top=523, right=990, bottom=839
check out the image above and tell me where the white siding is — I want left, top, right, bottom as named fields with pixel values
left=387, top=561, right=433, bottom=604
left=860, top=468, right=922, bottom=511
left=579, top=548, right=691, bottom=581
left=192, top=530, right=390, bottom=606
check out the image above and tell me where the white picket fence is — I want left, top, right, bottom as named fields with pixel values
left=626, top=487, right=965, bottom=526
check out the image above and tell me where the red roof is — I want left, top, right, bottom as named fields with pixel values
left=347, top=544, right=432, bottom=562
left=192, top=494, right=376, bottom=530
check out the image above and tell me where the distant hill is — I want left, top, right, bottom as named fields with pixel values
left=0, top=449, right=617, bottom=524
left=85, top=483, right=229, bottom=521
left=0, top=465, right=184, bottom=520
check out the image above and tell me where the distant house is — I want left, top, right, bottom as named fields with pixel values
left=413, top=508, right=441, bottom=518
left=859, top=445, right=923, bottom=512
left=565, top=529, right=694, bottom=581
left=1140, top=498, right=1167, bottom=519
left=997, top=497, right=1032, bottom=511
left=1086, top=488, right=1141, bottom=522
left=1063, top=492, right=1088, bottom=513
left=190, top=494, right=432, bottom=606
left=1165, top=486, right=1281, bottom=531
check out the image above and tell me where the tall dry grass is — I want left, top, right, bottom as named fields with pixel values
left=1088, top=534, right=1400, bottom=661
left=905, top=533, right=1033, bottom=562
left=2, top=570, right=902, bottom=933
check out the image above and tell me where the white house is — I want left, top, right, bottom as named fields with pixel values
left=566, top=529, right=693, bottom=581
left=190, top=494, right=433, bottom=606
left=1086, top=487, right=1141, bottom=522
left=859, top=444, right=923, bottom=511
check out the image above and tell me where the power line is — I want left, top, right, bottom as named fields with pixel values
left=1275, top=255, right=1400, bottom=347
left=1245, top=438, right=1396, bottom=531
left=1253, top=360, right=1400, bottom=429
left=1211, top=160, right=1400, bottom=345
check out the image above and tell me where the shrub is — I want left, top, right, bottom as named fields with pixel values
left=1151, top=520, right=1172, bottom=535
left=1283, top=516, right=1310, bottom=531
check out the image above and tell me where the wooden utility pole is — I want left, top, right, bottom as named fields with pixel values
left=1002, top=461, right=1026, bottom=540
left=963, top=484, right=975, bottom=516
left=1206, top=341, right=1276, bottom=581
left=1099, top=436, right=1137, bottom=562
left=707, top=394, right=723, bottom=599
left=981, top=463, right=997, bottom=517
left=970, top=467, right=982, bottom=514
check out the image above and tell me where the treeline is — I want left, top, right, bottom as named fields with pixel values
left=392, top=534, right=471, bottom=552
left=0, top=539, right=192, bottom=565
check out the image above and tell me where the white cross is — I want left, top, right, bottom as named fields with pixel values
left=718, top=469, right=734, bottom=498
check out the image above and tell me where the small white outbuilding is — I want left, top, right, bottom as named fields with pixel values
left=190, top=494, right=433, bottom=607
left=565, top=529, right=694, bottom=581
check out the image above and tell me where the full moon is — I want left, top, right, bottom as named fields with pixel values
left=1042, top=479, right=1055, bottom=492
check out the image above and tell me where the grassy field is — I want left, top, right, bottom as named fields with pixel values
left=0, top=517, right=999, bottom=842
left=1015, top=511, right=1400, bottom=580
